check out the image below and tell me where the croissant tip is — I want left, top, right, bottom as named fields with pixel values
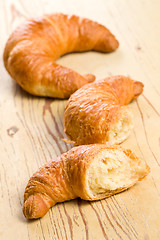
left=23, top=196, right=35, bottom=219
left=108, top=37, right=119, bottom=52
left=113, top=39, right=119, bottom=50
left=23, top=194, right=50, bottom=219
left=83, top=74, right=96, bottom=83
left=133, top=81, right=144, bottom=98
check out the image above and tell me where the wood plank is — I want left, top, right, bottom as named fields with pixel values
left=0, top=0, right=160, bottom=239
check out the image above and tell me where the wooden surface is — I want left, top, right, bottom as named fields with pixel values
left=0, top=0, right=160, bottom=239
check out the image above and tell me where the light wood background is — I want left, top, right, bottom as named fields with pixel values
left=0, top=0, right=160, bottom=239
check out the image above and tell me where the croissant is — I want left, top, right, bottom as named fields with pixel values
left=64, top=75, right=144, bottom=145
left=23, top=144, right=150, bottom=219
left=3, top=13, right=119, bottom=98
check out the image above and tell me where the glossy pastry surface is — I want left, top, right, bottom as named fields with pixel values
left=3, top=13, right=119, bottom=98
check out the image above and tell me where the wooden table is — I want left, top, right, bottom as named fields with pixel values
left=1, top=0, right=160, bottom=239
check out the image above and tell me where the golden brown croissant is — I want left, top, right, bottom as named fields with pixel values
left=3, top=13, right=119, bottom=98
left=23, top=144, right=150, bottom=219
left=64, top=75, right=144, bottom=145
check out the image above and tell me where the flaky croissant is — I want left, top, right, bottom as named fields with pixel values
left=3, top=13, right=119, bottom=98
left=23, top=144, right=149, bottom=219
left=64, top=75, right=144, bottom=145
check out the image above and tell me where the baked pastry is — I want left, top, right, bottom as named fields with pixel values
left=64, top=75, right=144, bottom=145
left=3, top=13, right=119, bottom=98
left=23, top=144, right=150, bottom=219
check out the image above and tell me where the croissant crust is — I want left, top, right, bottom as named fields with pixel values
left=3, top=13, right=119, bottom=98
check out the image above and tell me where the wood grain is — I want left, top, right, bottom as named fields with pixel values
left=0, top=0, right=160, bottom=239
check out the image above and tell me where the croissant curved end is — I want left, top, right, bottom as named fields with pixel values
left=133, top=81, right=144, bottom=99
left=107, top=35, right=119, bottom=51
left=83, top=74, right=96, bottom=83
left=23, top=194, right=52, bottom=219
